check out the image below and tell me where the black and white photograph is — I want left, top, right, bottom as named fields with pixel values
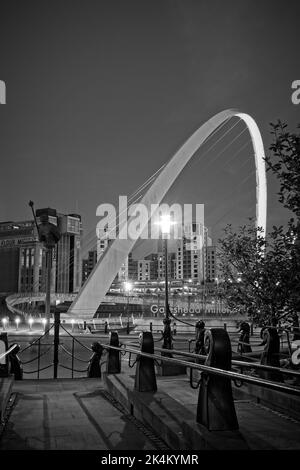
left=0, top=0, right=300, bottom=461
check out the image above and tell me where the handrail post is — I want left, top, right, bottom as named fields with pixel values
left=259, top=327, right=283, bottom=382
left=237, top=322, right=252, bottom=355
left=195, top=320, right=205, bottom=355
left=197, top=328, right=238, bottom=431
left=134, top=331, right=157, bottom=392
left=53, top=311, right=60, bottom=379
left=71, top=337, right=74, bottom=379
left=106, top=331, right=121, bottom=374
left=37, top=338, right=41, bottom=379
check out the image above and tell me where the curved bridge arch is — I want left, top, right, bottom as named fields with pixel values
left=68, top=109, right=267, bottom=318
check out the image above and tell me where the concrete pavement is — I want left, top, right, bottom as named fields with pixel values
left=0, top=378, right=167, bottom=450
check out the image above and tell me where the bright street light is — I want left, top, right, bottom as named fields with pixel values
left=159, top=214, right=172, bottom=235
left=28, top=318, right=34, bottom=331
left=2, top=318, right=7, bottom=330
left=124, top=281, right=133, bottom=292
left=15, top=317, right=20, bottom=330
left=157, top=214, right=175, bottom=353
left=42, top=318, right=47, bottom=331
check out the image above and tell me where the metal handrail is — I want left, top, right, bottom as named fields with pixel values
left=124, top=341, right=300, bottom=378
left=100, top=342, right=300, bottom=396
left=0, top=343, right=18, bottom=360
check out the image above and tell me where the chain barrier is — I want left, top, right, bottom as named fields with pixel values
left=19, top=324, right=54, bottom=353
left=59, top=324, right=92, bottom=351
left=59, top=344, right=90, bottom=363
left=21, top=344, right=53, bottom=365
left=120, top=344, right=128, bottom=356
left=128, top=352, right=137, bottom=368
left=58, top=363, right=88, bottom=373
left=22, top=363, right=53, bottom=374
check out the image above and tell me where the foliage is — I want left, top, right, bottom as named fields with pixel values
left=218, top=122, right=300, bottom=325
left=218, top=222, right=299, bottom=325
left=265, top=121, right=300, bottom=218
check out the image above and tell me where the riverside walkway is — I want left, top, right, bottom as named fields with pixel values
left=1, top=374, right=300, bottom=450
left=0, top=378, right=168, bottom=451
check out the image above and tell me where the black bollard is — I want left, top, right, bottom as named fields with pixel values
left=250, top=322, right=254, bottom=336
left=197, top=328, right=238, bottom=431
left=8, top=343, right=23, bottom=380
left=237, top=322, right=252, bottom=354
left=134, top=331, right=157, bottom=392
left=259, top=327, right=283, bottom=382
left=195, top=320, right=206, bottom=356
left=104, top=321, right=108, bottom=334
left=173, top=322, right=177, bottom=336
left=87, top=342, right=103, bottom=378
left=106, top=331, right=121, bottom=374
left=224, top=322, right=227, bottom=331
left=149, top=322, right=153, bottom=332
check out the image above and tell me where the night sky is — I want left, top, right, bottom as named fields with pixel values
left=0, top=0, right=299, bottom=258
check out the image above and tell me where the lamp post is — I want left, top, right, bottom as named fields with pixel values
left=159, top=215, right=173, bottom=351
left=15, top=317, right=20, bottom=331
left=28, top=201, right=61, bottom=339
left=124, top=281, right=132, bottom=335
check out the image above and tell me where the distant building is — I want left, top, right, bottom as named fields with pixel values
left=0, top=210, right=83, bottom=294
left=96, top=226, right=111, bottom=261
left=175, top=222, right=204, bottom=282
left=205, top=245, right=217, bottom=282
left=127, top=252, right=138, bottom=281
left=0, top=220, right=40, bottom=293
left=137, top=259, right=153, bottom=281
left=81, top=250, right=97, bottom=284
left=56, top=213, right=82, bottom=293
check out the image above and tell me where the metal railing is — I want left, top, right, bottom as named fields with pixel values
left=100, top=343, right=300, bottom=395
left=4, top=314, right=300, bottom=383
left=0, top=343, right=18, bottom=361
left=124, top=340, right=300, bottom=379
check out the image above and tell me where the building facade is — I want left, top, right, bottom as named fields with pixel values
left=0, top=210, right=82, bottom=294
left=82, top=250, right=97, bottom=285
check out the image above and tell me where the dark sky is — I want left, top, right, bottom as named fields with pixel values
left=0, top=0, right=299, bottom=257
